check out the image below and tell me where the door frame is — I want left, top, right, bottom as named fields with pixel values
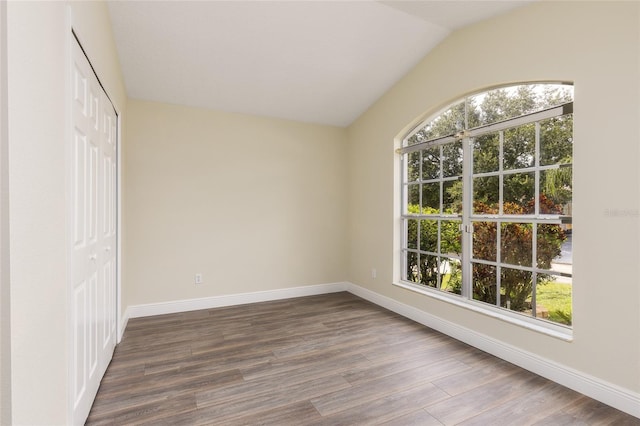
left=0, top=1, right=11, bottom=423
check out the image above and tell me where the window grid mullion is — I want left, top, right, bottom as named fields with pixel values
left=496, top=222, right=502, bottom=308
left=417, top=150, right=422, bottom=263
left=497, top=130, right=504, bottom=309
left=438, top=145, right=443, bottom=289
left=535, top=121, right=541, bottom=216
left=462, top=137, right=473, bottom=299
left=499, top=130, right=504, bottom=216
left=439, top=145, right=444, bottom=215
left=470, top=257, right=567, bottom=277
left=473, top=164, right=569, bottom=178
left=532, top=232, right=538, bottom=318
left=437, top=220, right=442, bottom=289
left=532, top=121, right=541, bottom=316
left=402, top=220, right=408, bottom=281
left=419, top=150, right=423, bottom=214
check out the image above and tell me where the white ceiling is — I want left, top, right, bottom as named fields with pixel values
left=108, top=1, right=530, bottom=127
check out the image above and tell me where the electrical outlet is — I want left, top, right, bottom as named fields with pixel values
left=195, top=273, right=203, bottom=285
left=371, top=268, right=377, bottom=279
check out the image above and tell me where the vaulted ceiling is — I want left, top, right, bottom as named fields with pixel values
left=108, top=1, right=531, bottom=127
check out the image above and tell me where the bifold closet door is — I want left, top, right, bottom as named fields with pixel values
left=70, top=36, right=117, bottom=425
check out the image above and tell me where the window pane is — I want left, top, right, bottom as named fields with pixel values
left=503, top=172, right=535, bottom=214
left=536, top=84, right=574, bottom=109
left=500, top=268, right=532, bottom=313
left=408, top=102, right=465, bottom=146
left=473, top=263, right=497, bottom=305
left=407, top=219, right=418, bottom=250
left=536, top=274, right=572, bottom=326
left=406, top=132, right=422, bottom=147
left=537, top=224, right=571, bottom=275
left=440, top=220, right=461, bottom=257
left=407, top=151, right=420, bottom=182
left=473, top=133, right=499, bottom=173
left=419, top=254, right=438, bottom=288
left=406, top=251, right=419, bottom=283
left=469, top=84, right=571, bottom=127
left=540, top=168, right=572, bottom=213
left=443, top=180, right=462, bottom=214
left=501, top=222, right=532, bottom=267
left=440, top=258, right=462, bottom=295
left=407, top=184, right=420, bottom=214
left=419, top=219, right=438, bottom=253
left=422, top=182, right=440, bottom=213
left=442, top=140, right=463, bottom=177
left=473, top=221, right=497, bottom=261
left=473, top=176, right=499, bottom=213
left=540, top=115, right=573, bottom=166
left=425, top=102, right=465, bottom=141
left=422, top=146, right=440, bottom=180
left=503, top=123, right=535, bottom=170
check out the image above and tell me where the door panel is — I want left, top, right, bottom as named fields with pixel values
left=72, top=281, right=86, bottom=410
left=89, top=271, right=98, bottom=378
left=72, top=131, right=86, bottom=248
left=70, top=37, right=117, bottom=425
left=101, top=91, right=117, bottom=378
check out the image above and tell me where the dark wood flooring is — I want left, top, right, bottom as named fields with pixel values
left=86, top=292, right=639, bottom=425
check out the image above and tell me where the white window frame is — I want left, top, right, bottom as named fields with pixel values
left=396, top=85, right=574, bottom=340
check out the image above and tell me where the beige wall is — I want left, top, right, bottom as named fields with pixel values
left=6, top=1, right=125, bottom=424
left=124, top=100, right=347, bottom=308
left=347, top=1, right=640, bottom=393
left=0, top=1, right=9, bottom=424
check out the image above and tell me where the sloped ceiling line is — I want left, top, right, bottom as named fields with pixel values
left=108, top=1, right=531, bottom=127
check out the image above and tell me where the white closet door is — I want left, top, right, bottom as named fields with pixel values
left=70, top=36, right=117, bottom=425
left=100, top=90, right=117, bottom=379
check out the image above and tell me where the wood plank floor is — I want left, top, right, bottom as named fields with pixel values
left=86, top=292, right=639, bottom=425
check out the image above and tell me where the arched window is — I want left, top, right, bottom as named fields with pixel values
left=399, top=83, right=573, bottom=330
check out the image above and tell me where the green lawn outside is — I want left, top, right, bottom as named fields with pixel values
left=537, top=281, right=572, bottom=325
left=438, top=274, right=572, bottom=326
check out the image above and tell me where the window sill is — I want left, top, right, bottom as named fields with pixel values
left=393, top=281, right=573, bottom=342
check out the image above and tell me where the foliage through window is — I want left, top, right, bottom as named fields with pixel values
left=400, top=83, right=573, bottom=327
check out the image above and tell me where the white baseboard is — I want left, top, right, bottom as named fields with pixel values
left=118, top=310, right=129, bottom=343
left=345, top=282, right=640, bottom=419
left=126, top=281, right=348, bottom=319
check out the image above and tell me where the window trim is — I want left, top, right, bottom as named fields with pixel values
left=397, top=84, right=574, bottom=336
